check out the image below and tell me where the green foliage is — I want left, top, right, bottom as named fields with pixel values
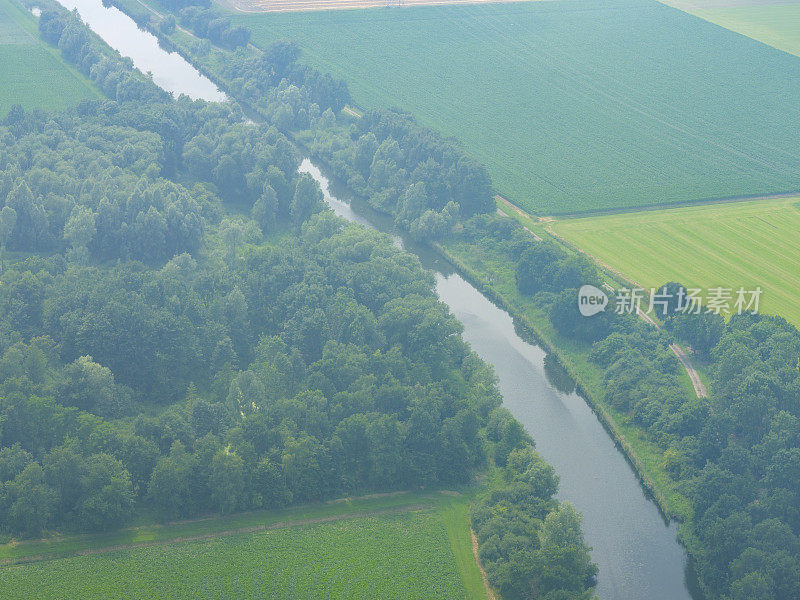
left=307, top=108, right=494, bottom=237
left=472, top=446, right=597, bottom=600
left=0, top=98, right=503, bottom=537
left=178, top=6, right=250, bottom=49
left=35, top=3, right=165, bottom=104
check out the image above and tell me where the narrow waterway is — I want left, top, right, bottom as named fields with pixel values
left=36, top=0, right=697, bottom=595
left=52, top=0, right=225, bottom=101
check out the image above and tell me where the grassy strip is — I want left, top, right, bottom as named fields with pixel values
left=439, top=497, right=491, bottom=600
left=0, top=487, right=479, bottom=564
left=435, top=239, right=693, bottom=522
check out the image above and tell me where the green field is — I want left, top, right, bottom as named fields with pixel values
left=227, top=0, right=800, bottom=215
left=551, top=197, right=800, bottom=325
left=0, top=491, right=488, bottom=600
left=0, top=0, right=99, bottom=116
left=661, top=0, right=800, bottom=59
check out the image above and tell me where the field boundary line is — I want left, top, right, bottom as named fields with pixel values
left=541, top=190, right=800, bottom=220
left=470, top=528, right=497, bottom=600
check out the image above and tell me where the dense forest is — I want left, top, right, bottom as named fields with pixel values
left=0, top=6, right=601, bottom=599
left=0, top=96, right=509, bottom=535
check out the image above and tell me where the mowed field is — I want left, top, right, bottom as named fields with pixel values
left=0, top=492, right=487, bottom=600
left=0, top=0, right=100, bottom=116
left=228, top=0, right=800, bottom=215
left=550, top=197, right=800, bottom=325
left=660, top=0, right=800, bottom=58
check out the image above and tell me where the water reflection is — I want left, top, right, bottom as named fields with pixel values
left=543, top=353, right=577, bottom=395
left=52, top=0, right=225, bottom=101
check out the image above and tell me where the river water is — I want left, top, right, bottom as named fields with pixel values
left=52, top=0, right=225, bottom=101
left=41, top=0, right=697, bottom=596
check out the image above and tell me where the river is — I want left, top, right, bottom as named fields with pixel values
left=40, top=0, right=697, bottom=597
left=53, top=0, right=225, bottom=101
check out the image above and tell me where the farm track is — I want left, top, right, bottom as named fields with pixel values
left=503, top=198, right=711, bottom=399
left=0, top=504, right=434, bottom=568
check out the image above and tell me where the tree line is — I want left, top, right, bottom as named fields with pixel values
left=473, top=436, right=597, bottom=600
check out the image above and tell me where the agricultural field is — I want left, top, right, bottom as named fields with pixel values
left=220, top=0, right=538, bottom=14
left=660, top=0, right=800, bottom=58
left=550, top=196, right=800, bottom=326
left=227, top=0, right=800, bottom=215
left=0, top=492, right=488, bottom=600
left=0, top=0, right=100, bottom=115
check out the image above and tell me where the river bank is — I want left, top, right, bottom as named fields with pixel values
left=434, top=240, right=693, bottom=523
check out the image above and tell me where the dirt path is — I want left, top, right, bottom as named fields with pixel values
left=0, top=504, right=433, bottom=568
left=669, top=343, right=708, bottom=398
left=502, top=198, right=709, bottom=400
left=470, top=529, right=497, bottom=600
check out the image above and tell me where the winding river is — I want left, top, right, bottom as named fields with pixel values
left=43, top=0, right=698, bottom=597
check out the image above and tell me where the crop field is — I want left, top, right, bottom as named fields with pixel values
left=550, top=196, right=800, bottom=326
left=228, top=0, right=800, bottom=215
left=222, top=0, right=538, bottom=14
left=0, top=0, right=99, bottom=116
left=660, top=0, right=800, bottom=58
left=0, top=492, right=487, bottom=600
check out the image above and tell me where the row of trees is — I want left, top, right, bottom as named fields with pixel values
left=178, top=7, right=250, bottom=50
left=34, top=2, right=166, bottom=104
left=308, top=108, right=495, bottom=240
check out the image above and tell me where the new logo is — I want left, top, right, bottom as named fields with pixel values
left=578, top=285, right=608, bottom=317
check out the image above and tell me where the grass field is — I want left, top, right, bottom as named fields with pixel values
left=227, top=0, right=800, bottom=215
left=0, top=490, right=488, bottom=600
left=0, top=0, right=100, bottom=116
left=660, top=0, right=800, bottom=58
left=550, top=196, right=800, bottom=326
